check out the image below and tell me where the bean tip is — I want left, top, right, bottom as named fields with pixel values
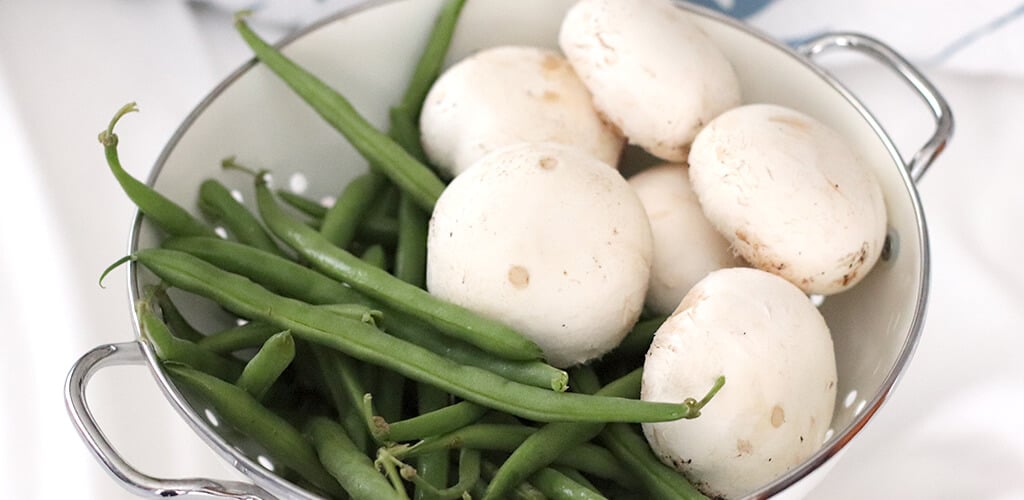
left=98, top=254, right=135, bottom=289
left=233, top=9, right=253, bottom=25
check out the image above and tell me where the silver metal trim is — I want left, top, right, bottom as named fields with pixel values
left=797, top=32, right=954, bottom=181
left=64, top=341, right=273, bottom=499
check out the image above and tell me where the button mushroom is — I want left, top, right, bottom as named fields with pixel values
left=426, top=142, right=653, bottom=368
left=628, top=163, right=746, bottom=315
left=641, top=267, right=837, bottom=499
left=559, top=0, right=741, bottom=162
left=419, top=45, right=624, bottom=178
left=688, top=103, right=887, bottom=295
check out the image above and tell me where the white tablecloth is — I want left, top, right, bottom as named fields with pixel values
left=0, top=0, right=1020, bottom=498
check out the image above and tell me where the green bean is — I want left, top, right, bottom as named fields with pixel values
left=236, top=331, right=295, bottom=401
left=598, top=423, right=706, bottom=500
left=97, top=103, right=215, bottom=238
left=551, top=467, right=599, bottom=494
left=136, top=248, right=697, bottom=423
left=359, top=215, right=399, bottom=247
left=366, top=184, right=401, bottom=221
left=137, top=292, right=242, bottom=381
left=394, top=424, right=632, bottom=486
left=197, top=321, right=284, bottom=354
left=483, top=369, right=644, bottom=499
left=164, top=236, right=565, bottom=391
left=277, top=189, right=328, bottom=219
left=413, top=387, right=452, bottom=500
left=234, top=16, right=446, bottom=212
left=356, top=243, right=404, bottom=425
left=573, top=367, right=712, bottom=500
left=388, top=108, right=428, bottom=166
left=305, top=416, right=402, bottom=500
left=162, top=236, right=362, bottom=305
left=379, top=316, right=567, bottom=392
left=384, top=400, right=488, bottom=443
left=530, top=468, right=607, bottom=500
left=394, top=195, right=428, bottom=288
left=166, top=365, right=344, bottom=497
left=311, top=348, right=371, bottom=452
left=150, top=285, right=204, bottom=342
left=198, top=178, right=284, bottom=256
left=482, top=461, right=545, bottom=500
left=254, top=178, right=543, bottom=361
left=360, top=244, right=389, bottom=271
left=395, top=0, right=468, bottom=121
left=613, top=316, right=667, bottom=360
left=320, top=171, right=388, bottom=249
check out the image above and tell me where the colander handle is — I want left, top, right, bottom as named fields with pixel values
left=797, top=32, right=954, bottom=182
left=65, top=341, right=273, bottom=499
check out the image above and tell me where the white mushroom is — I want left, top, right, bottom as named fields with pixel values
left=419, top=45, right=624, bottom=178
left=628, top=163, right=745, bottom=315
left=641, top=267, right=837, bottom=499
left=688, top=104, right=887, bottom=295
left=559, top=0, right=741, bottom=162
left=426, top=142, right=653, bottom=368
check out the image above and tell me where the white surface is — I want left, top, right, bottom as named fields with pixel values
left=0, top=0, right=1021, bottom=499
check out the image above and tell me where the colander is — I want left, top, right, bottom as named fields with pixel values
left=65, top=0, right=952, bottom=498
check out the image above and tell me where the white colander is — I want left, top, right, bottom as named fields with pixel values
left=66, top=0, right=952, bottom=498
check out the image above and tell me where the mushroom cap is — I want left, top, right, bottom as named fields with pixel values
left=419, top=45, right=624, bottom=178
left=559, top=0, right=741, bottom=162
left=688, top=104, right=887, bottom=295
left=629, top=163, right=745, bottom=314
left=426, top=142, right=653, bottom=368
left=641, top=267, right=837, bottom=499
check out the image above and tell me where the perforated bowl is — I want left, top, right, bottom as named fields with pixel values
left=66, top=0, right=952, bottom=498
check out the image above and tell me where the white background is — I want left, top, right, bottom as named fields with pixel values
left=0, top=0, right=1021, bottom=499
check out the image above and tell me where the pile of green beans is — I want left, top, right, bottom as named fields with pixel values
left=98, top=2, right=726, bottom=498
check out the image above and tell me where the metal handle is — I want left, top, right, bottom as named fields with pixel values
left=797, top=32, right=954, bottom=181
left=65, top=341, right=272, bottom=499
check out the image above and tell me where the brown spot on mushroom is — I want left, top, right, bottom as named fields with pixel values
left=541, top=54, right=563, bottom=71
left=769, top=114, right=811, bottom=132
left=538, top=157, right=558, bottom=170
left=541, top=90, right=560, bottom=102
left=508, top=265, right=530, bottom=288
left=736, top=439, right=753, bottom=455
left=771, top=405, right=786, bottom=428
